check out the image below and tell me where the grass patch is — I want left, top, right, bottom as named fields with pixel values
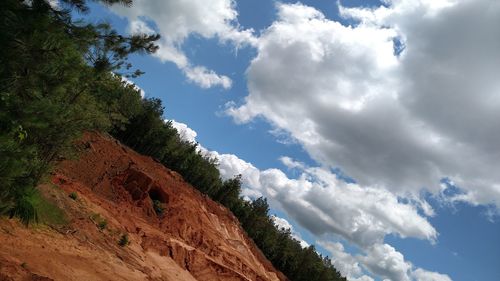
left=32, top=192, right=67, bottom=226
left=9, top=188, right=38, bottom=225
left=90, top=213, right=108, bottom=230
left=4, top=182, right=67, bottom=226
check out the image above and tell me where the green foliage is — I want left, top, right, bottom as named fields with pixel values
left=2, top=186, right=66, bottom=226
left=214, top=175, right=242, bottom=210
left=232, top=197, right=347, bottom=281
left=98, top=220, right=108, bottom=230
left=0, top=0, right=158, bottom=224
left=69, top=192, right=78, bottom=200
left=152, top=199, right=165, bottom=216
left=90, top=213, right=108, bottom=230
left=118, top=233, right=129, bottom=247
left=112, top=98, right=225, bottom=200
left=32, top=192, right=67, bottom=226
left=8, top=187, right=39, bottom=226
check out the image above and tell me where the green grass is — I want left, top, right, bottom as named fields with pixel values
left=10, top=189, right=38, bottom=225
left=3, top=182, right=67, bottom=226
left=32, top=192, right=67, bottom=226
left=90, top=213, right=108, bottom=230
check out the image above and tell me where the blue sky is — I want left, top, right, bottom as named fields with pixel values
left=81, top=1, right=499, bottom=280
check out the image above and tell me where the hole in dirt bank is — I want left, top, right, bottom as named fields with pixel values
left=121, top=169, right=153, bottom=201
left=149, top=186, right=168, bottom=216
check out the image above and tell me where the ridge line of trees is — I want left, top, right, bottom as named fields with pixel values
left=0, top=1, right=346, bottom=280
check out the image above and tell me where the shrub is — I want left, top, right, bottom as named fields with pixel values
left=69, top=192, right=78, bottom=200
left=118, top=233, right=129, bottom=247
left=98, top=220, right=108, bottom=230
left=90, top=213, right=107, bottom=230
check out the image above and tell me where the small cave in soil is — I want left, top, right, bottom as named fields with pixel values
left=149, top=186, right=168, bottom=216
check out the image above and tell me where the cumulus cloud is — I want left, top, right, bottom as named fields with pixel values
left=169, top=120, right=450, bottom=281
left=359, top=244, right=452, bottom=281
left=271, top=215, right=309, bottom=248
left=319, top=241, right=373, bottom=281
left=226, top=1, right=500, bottom=210
left=184, top=66, right=232, bottom=89
left=264, top=162, right=437, bottom=247
left=360, top=243, right=412, bottom=281
left=412, top=268, right=453, bottom=281
left=170, top=120, right=198, bottom=143
left=169, top=121, right=436, bottom=247
left=207, top=149, right=439, bottom=247
left=322, top=241, right=452, bottom=281
left=120, top=75, right=145, bottom=98
left=110, top=0, right=256, bottom=89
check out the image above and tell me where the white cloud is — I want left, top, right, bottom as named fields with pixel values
left=168, top=120, right=450, bottom=281
left=169, top=121, right=436, bottom=247
left=226, top=1, right=500, bottom=210
left=412, top=268, right=453, bottom=281
left=279, top=156, right=305, bottom=170
left=110, top=0, right=256, bottom=89
left=360, top=243, right=412, bottom=281
left=271, top=215, right=309, bottom=248
left=321, top=241, right=452, bottom=281
left=319, top=240, right=373, bottom=281
left=170, top=120, right=198, bottom=143
left=47, top=0, right=59, bottom=8
left=184, top=66, right=232, bottom=89
left=120, top=75, right=145, bottom=98
left=127, top=19, right=155, bottom=35
left=261, top=163, right=437, bottom=247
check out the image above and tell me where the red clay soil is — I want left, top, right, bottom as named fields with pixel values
left=0, top=132, right=288, bottom=281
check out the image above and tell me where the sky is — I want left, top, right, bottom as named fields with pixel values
left=78, top=1, right=500, bottom=280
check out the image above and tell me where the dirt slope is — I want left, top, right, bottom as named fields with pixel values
left=0, top=132, right=287, bottom=281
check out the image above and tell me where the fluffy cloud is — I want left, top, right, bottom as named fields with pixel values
left=360, top=243, right=412, bottom=281
left=360, top=243, right=452, bottom=281
left=271, top=215, right=309, bottom=248
left=211, top=150, right=438, bottom=247
left=120, top=76, right=145, bottom=98
left=227, top=1, right=500, bottom=209
left=110, top=0, right=256, bottom=89
left=170, top=120, right=450, bottom=281
left=319, top=241, right=373, bottom=281
left=170, top=120, right=198, bottom=143
left=412, top=268, right=453, bottom=281
left=322, top=241, right=452, bottom=281
left=183, top=66, right=232, bottom=89
left=170, top=121, right=436, bottom=247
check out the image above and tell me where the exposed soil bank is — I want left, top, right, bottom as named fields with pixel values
left=0, top=132, right=286, bottom=281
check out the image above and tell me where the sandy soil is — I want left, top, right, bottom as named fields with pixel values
left=0, top=132, right=287, bottom=281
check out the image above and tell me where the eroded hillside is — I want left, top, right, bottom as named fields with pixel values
left=0, top=132, right=287, bottom=281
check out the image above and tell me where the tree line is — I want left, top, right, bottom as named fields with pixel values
left=0, top=1, right=346, bottom=280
